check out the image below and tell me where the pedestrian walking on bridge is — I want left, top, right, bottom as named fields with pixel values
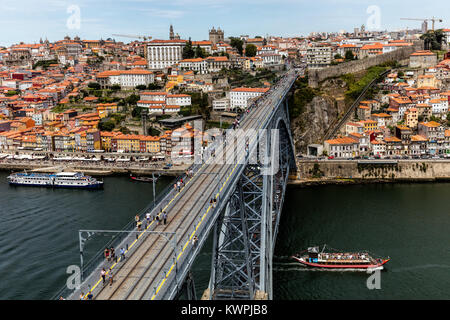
left=101, top=268, right=106, bottom=285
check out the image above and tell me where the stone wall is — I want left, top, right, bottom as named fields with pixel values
left=308, top=41, right=424, bottom=88
left=296, top=160, right=450, bottom=181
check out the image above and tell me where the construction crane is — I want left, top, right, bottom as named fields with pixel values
left=112, top=34, right=152, bottom=41
left=400, top=17, right=443, bottom=32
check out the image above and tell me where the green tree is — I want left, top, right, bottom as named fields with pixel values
left=182, top=38, right=195, bottom=59
left=229, top=37, right=244, bottom=55
left=135, top=85, right=147, bottom=90
left=98, top=119, right=115, bottom=131
left=110, top=84, right=121, bottom=91
left=147, top=83, right=162, bottom=90
left=195, top=45, right=204, bottom=58
left=88, top=82, right=101, bottom=90
left=245, top=44, right=257, bottom=57
left=125, top=94, right=140, bottom=106
left=345, top=50, right=355, bottom=60
left=421, top=29, right=445, bottom=50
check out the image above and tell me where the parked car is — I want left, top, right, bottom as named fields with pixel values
left=328, top=156, right=335, bottom=160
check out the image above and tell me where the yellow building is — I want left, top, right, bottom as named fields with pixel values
left=404, top=107, right=418, bottom=129
left=97, top=103, right=119, bottom=119
left=115, top=134, right=141, bottom=153
left=141, top=136, right=161, bottom=153
left=360, top=120, right=378, bottom=132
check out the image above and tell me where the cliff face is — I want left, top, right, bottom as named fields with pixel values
left=290, top=77, right=348, bottom=153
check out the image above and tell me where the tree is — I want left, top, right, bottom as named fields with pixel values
left=195, top=45, right=204, bottom=58
left=98, top=119, right=115, bottom=131
left=245, top=44, right=257, bottom=57
left=135, top=85, right=147, bottom=90
left=147, top=83, right=162, bottom=90
left=421, top=29, right=445, bottom=50
left=182, top=38, right=195, bottom=59
left=334, top=53, right=343, bottom=60
left=345, top=50, right=355, bottom=60
left=132, top=106, right=144, bottom=118
left=229, top=37, right=244, bottom=55
left=88, top=82, right=101, bottom=90
left=125, top=94, right=140, bottom=106
left=110, top=84, right=121, bottom=91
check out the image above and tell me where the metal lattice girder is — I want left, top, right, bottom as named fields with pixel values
left=209, top=94, right=297, bottom=300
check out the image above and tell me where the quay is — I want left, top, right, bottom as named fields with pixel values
left=0, top=160, right=189, bottom=177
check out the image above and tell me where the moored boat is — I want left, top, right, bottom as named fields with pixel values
left=292, top=245, right=389, bottom=270
left=129, top=174, right=157, bottom=183
left=7, top=171, right=103, bottom=189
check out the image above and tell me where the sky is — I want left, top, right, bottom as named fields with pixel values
left=1, top=0, right=449, bottom=46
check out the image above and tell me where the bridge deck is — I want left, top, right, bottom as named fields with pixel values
left=69, top=70, right=297, bottom=300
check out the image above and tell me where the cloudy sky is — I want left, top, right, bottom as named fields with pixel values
left=1, top=0, right=449, bottom=46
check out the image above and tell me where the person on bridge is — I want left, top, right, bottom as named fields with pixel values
left=101, top=268, right=106, bottom=285
left=109, top=270, right=114, bottom=287
left=163, top=212, right=167, bottom=225
left=120, top=247, right=125, bottom=261
left=110, top=247, right=115, bottom=261
left=192, top=235, right=198, bottom=247
left=104, top=248, right=110, bottom=262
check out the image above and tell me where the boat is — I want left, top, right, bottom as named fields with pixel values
left=7, top=171, right=104, bottom=189
left=291, top=245, right=390, bottom=270
left=130, top=174, right=156, bottom=183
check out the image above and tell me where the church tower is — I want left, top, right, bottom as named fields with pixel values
left=170, top=25, right=175, bottom=40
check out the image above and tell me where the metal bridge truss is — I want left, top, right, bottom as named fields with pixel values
left=208, top=98, right=297, bottom=300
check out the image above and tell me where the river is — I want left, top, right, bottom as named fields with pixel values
left=0, top=172, right=449, bottom=299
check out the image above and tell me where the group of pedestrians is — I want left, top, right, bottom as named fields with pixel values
left=104, top=247, right=116, bottom=263
left=174, top=178, right=185, bottom=192
left=101, top=267, right=114, bottom=287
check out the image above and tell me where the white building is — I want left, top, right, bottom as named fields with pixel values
left=259, top=53, right=282, bottom=66
left=306, top=45, right=332, bottom=69
left=229, top=87, right=269, bottom=110
left=166, top=94, right=191, bottom=106
left=97, top=69, right=154, bottom=88
left=212, top=98, right=229, bottom=111
left=147, top=39, right=186, bottom=70
left=179, top=58, right=208, bottom=74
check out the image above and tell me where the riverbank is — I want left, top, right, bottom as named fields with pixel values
left=288, top=176, right=450, bottom=187
left=296, top=159, right=450, bottom=182
left=0, top=162, right=189, bottom=177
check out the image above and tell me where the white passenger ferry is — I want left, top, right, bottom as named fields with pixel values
left=7, top=172, right=103, bottom=189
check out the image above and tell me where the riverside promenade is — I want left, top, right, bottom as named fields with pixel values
left=0, top=158, right=189, bottom=176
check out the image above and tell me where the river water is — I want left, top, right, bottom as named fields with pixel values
left=0, top=172, right=449, bottom=299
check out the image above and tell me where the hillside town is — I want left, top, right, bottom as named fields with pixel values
left=322, top=48, right=450, bottom=159
left=0, top=24, right=449, bottom=161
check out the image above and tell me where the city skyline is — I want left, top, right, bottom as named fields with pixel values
left=1, top=0, right=450, bottom=46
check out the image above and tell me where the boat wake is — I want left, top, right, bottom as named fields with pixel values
left=391, top=264, right=450, bottom=273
